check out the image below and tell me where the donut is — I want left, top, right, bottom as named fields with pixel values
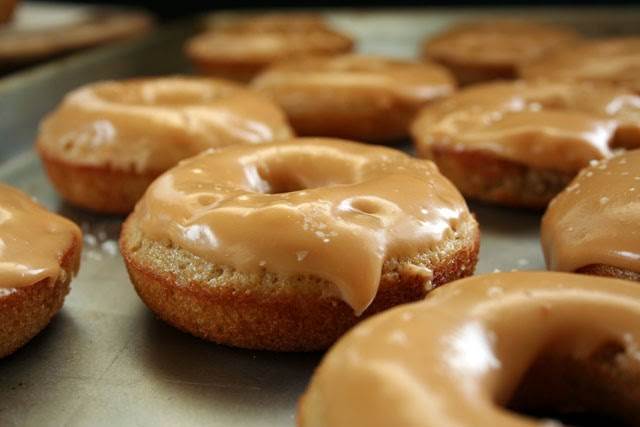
left=205, top=12, right=328, bottom=33
left=520, top=37, right=640, bottom=94
left=184, top=29, right=354, bottom=83
left=411, top=80, right=640, bottom=208
left=252, top=54, right=456, bottom=143
left=542, top=150, right=640, bottom=281
left=423, top=20, right=579, bottom=85
left=120, top=138, right=480, bottom=351
left=36, top=76, right=293, bottom=214
left=299, top=271, right=640, bottom=426
left=0, top=183, right=81, bottom=358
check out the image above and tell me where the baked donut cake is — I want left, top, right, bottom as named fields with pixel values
left=185, top=28, right=354, bottom=82
left=521, top=37, right=640, bottom=94
left=299, top=271, right=640, bottom=426
left=37, top=76, right=293, bottom=214
left=252, top=54, right=455, bottom=143
left=411, top=80, right=640, bottom=208
left=0, top=184, right=81, bottom=358
left=423, top=20, right=579, bottom=85
left=120, top=138, right=480, bottom=351
left=542, top=150, right=640, bottom=282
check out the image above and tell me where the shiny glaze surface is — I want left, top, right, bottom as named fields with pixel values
left=412, top=80, right=640, bottom=171
left=521, top=37, right=640, bottom=94
left=0, top=183, right=81, bottom=288
left=252, top=54, right=455, bottom=103
left=300, top=271, right=640, bottom=426
left=131, top=138, right=472, bottom=314
left=424, top=20, right=579, bottom=67
left=542, top=149, right=640, bottom=273
left=37, top=76, right=293, bottom=173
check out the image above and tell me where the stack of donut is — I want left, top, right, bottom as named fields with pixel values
left=5, top=10, right=640, bottom=426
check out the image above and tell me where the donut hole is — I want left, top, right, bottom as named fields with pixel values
left=506, top=339, right=637, bottom=426
left=252, top=151, right=359, bottom=194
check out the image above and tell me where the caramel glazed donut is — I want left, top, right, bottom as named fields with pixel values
left=252, top=54, right=456, bottom=143
left=184, top=27, right=354, bottom=83
left=0, top=184, right=81, bottom=358
left=411, top=80, right=640, bottom=208
left=120, top=138, right=480, bottom=351
left=542, top=149, right=640, bottom=282
left=36, top=76, right=293, bottom=214
left=520, top=37, right=640, bottom=94
left=299, top=271, right=640, bottom=427
left=423, top=20, right=579, bottom=85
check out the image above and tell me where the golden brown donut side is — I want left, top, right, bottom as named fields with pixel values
left=0, top=234, right=81, bottom=358
left=38, top=148, right=162, bottom=214
left=120, top=212, right=479, bottom=352
left=425, top=146, right=575, bottom=209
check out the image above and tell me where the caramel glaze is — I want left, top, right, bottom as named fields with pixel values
left=521, top=37, right=640, bottom=94
left=542, top=150, right=640, bottom=274
left=425, top=20, right=579, bottom=68
left=186, top=29, right=353, bottom=64
left=300, top=271, right=640, bottom=427
left=412, top=80, right=640, bottom=172
left=252, top=54, right=455, bottom=105
left=37, top=76, right=294, bottom=174
left=0, top=184, right=81, bottom=288
left=131, top=138, right=472, bottom=315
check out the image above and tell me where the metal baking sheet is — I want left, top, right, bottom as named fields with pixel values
left=1, top=6, right=639, bottom=426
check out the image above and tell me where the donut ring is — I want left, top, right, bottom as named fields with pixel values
left=411, top=80, right=640, bottom=208
left=423, top=20, right=579, bottom=85
left=185, top=29, right=354, bottom=82
left=520, top=37, right=640, bottom=94
left=252, top=54, right=456, bottom=143
left=120, top=138, right=479, bottom=351
left=0, top=184, right=82, bottom=358
left=299, top=271, right=640, bottom=426
left=542, top=150, right=640, bottom=281
left=37, top=76, right=293, bottom=214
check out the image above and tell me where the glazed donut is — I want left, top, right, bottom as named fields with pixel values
left=0, top=183, right=81, bottom=358
left=120, top=138, right=480, bottom=351
left=520, top=37, right=640, bottom=94
left=252, top=54, right=456, bottom=143
left=37, top=76, right=293, bottom=214
left=184, top=29, right=354, bottom=83
left=411, top=80, right=640, bottom=208
left=542, top=150, right=640, bottom=282
left=205, top=12, right=328, bottom=33
left=299, top=271, right=640, bottom=426
left=423, top=20, right=579, bottom=85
